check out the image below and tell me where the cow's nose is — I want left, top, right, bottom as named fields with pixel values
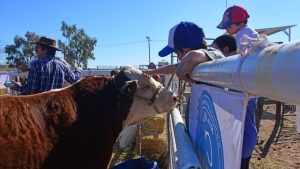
left=173, top=95, right=179, bottom=102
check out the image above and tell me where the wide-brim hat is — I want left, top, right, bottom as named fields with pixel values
left=31, top=36, right=61, bottom=51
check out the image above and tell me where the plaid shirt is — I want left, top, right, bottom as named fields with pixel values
left=17, top=55, right=82, bottom=95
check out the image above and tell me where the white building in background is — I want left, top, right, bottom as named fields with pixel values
left=158, top=60, right=169, bottom=68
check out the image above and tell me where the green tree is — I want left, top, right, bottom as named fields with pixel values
left=4, top=32, right=39, bottom=67
left=58, top=21, right=97, bottom=69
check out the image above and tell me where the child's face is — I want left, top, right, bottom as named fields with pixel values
left=226, top=23, right=243, bottom=35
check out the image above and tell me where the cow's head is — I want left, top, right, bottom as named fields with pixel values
left=114, top=65, right=178, bottom=127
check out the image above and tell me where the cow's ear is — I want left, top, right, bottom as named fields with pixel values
left=121, top=80, right=138, bottom=97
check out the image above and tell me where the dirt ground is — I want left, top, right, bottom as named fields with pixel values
left=250, top=103, right=300, bottom=169
left=110, top=102, right=300, bottom=169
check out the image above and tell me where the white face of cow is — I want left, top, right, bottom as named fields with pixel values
left=121, top=65, right=178, bottom=127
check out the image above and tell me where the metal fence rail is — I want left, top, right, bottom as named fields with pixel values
left=191, top=41, right=300, bottom=105
left=167, top=108, right=200, bottom=169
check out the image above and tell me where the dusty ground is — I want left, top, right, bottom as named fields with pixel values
left=110, top=102, right=300, bottom=169
left=250, top=103, right=300, bottom=169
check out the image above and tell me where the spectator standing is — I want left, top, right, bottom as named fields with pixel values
left=10, top=36, right=81, bottom=95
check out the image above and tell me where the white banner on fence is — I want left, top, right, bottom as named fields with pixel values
left=188, top=84, right=248, bottom=169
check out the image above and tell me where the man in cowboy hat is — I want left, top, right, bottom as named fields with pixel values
left=10, top=36, right=82, bottom=95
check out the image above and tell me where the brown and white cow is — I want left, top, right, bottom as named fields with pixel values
left=0, top=65, right=177, bottom=169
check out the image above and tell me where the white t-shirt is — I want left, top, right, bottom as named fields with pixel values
left=235, top=25, right=259, bottom=49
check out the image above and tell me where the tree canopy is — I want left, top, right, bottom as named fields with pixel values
left=58, top=21, right=97, bottom=69
left=4, top=21, right=97, bottom=69
left=4, top=32, right=39, bottom=67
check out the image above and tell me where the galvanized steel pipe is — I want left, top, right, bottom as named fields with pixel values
left=190, top=41, right=300, bottom=105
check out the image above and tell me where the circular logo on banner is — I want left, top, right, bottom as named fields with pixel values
left=195, top=90, right=224, bottom=169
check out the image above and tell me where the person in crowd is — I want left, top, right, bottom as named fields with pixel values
left=144, top=21, right=225, bottom=137
left=212, top=34, right=237, bottom=56
left=217, top=6, right=259, bottom=168
left=144, top=21, right=224, bottom=77
left=177, top=5, right=259, bottom=82
left=10, top=36, right=81, bottom=95
left=217, top=5, right=259, bottom=54
left=178, top=33, right=257, bottom=169
left=147, top=62, right=161, bottom=82
left=110, top=69, right=119, bottom=77
left=212, top=34, right=257, bottom=169
left=217, top=5, right=259, bottom=53
left=239, top=98, right=257, bottom=169
left=148, top=62, right=157, bottom=70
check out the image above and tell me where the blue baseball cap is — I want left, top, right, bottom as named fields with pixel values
left=217, top=5, right=249, bottom=29
left=158, top=21, right=205, bottom=57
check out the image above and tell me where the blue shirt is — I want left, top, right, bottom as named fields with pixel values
left=17, top=55, right=82, bottom=95
left=242, top=98, right=258, bottom=158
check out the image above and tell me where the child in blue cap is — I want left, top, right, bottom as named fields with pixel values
left=217, top=5, right=259, bottom=54
left=145, top=21, right=224, bottom=79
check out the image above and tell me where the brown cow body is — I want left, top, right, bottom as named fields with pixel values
left=0, top=65, right=177, bottom=169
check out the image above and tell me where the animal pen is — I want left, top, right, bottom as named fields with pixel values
left=0, top=39, right=299, bottom=169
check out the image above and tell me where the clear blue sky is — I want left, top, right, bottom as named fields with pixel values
left=1, top=0, right=299, bottom=68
